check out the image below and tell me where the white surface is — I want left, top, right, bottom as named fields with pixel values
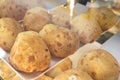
left=101, top=31, right=120, bottom=64
left=0, top=48, right=7, bottom=58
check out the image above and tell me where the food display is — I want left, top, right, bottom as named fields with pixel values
left=23, top=7, right=51, bottom=32
left=0, top=18, right=24, bottom=52
left=9, top=31, right=51, bottom=73
left=39, top=24, right=79, bottom=58
left=0, top=0, right=119, bottom=80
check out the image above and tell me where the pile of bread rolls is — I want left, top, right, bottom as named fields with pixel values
left=39, top=49, right=119, bottom=80
left=0, top=0, right=119, bottom=76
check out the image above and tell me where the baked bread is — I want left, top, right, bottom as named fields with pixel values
left=78, top=49, right=120, bottom=80
left=9, top=31, right=51, bottom=73
left=45, top=58, right=72, bottom=78
left=35, top=75, right=53, bottom=80
left=0, top=59, right=21, bottom=80
left=49, top=5, right=76, bottom=29
left=39, top=24, right=79, bottom=58
left=0, top=18, right=23, bottom=52
left=54, top=69, right=93, bottom=80
left=0, top=0, right=27, bottom=21
left=70, top=13, right=102, bottom=43
left=24, top=7, right=51, bottom=32
left=87, top=7, right=119, bottom=31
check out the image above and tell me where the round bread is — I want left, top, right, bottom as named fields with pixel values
left=54, top=69, right=93, bottom=80
left=87, top=7, right=119, bottom=31
left=0, top=18, right=23, bottom=52
left=70, top=13, right=102, bottom=43
left=9, top=31, right=51, bottom=73
left=24, top=7, right=51, bottom=32
left=49, top=5, right=76, bottom=29
left=78, top=49, right=120, bottom=80
left=0, top=0, right=27, bottom=21
left=45, top=58, right=72, bottom=78
left=36, top=75, right=53, bottom=80
left=39, top=24, right=79, bottom=58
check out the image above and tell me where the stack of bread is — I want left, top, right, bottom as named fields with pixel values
left=8, top=23, right=79, bottom=73
left=0, top=5, right=80, bottom=74
left=0, top=1, right=119, bottom=79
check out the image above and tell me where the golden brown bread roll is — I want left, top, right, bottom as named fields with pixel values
left=9, top=31, right=51, bottom=73
left=0, top=18, right=24, bottom=52
left=54, top=68, right=93, bottom=80
left=0, top=0, right=27, bottom=21
left=49, top=5, right=76, bottom=29
left=70, top=13, right=102, bottom=43
left=87, top=7, right=119, bottom=31
left=45, top=58, right=72, bottom=78
left=24, top=7, right=51, bottom=32
left=39, top=24, right=79, bottom=58
left=35, top=75, right=53, bottom=80
left=78, top=49, right=120, bottom=80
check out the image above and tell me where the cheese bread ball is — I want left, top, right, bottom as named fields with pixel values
left=0, top=18, right=23, bottom=52
left=70, top=13, right=102, bottom=43
left=9, top=31, right=51, bottom=73
left=78, top=49, right=120, bottom=80
left=87, top=7, right=119, bottom=31
left=24, top=7, right=51, bottom=32
left=39, top=24, right=79, bottom=58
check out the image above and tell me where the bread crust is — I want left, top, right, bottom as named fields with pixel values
left=0, top=18, right=23, bottom=52
left=78, top=49, right=120, bottom=80
left=39, top=24, right=79, bottom=58
left=9, top=31, right=51, bottom=73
